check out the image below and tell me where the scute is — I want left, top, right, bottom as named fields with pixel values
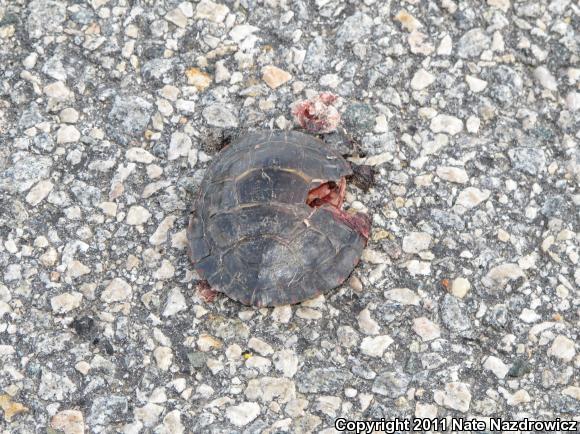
left=297, top=272, right=332, bottom=300
left=195, top=255, right=219, bottom=279
left=203, top=180, right=238, bottom=216
left=268, top=170, right=310, bottom=203
left=189, top=237, right=210, bottom=262
left=188, top=130, right=368, bottom=306
left=310, top=207, right=360, bottom=248
left=236, top=236, right=278, bottom=265
left=252, top=142, right=305, bottom=171
left=290, top=229, right=336, bottom=268
left=236, top=169, right=275, bottom=204
left=234, top=204, right=305, bottom=240
left=206, top=213, right=239, bottom=248
left=236, top=168, right=309, bottom=205
left=187, top=215, right=209, bottom=262
left=318, top=245, right=363, bottom=288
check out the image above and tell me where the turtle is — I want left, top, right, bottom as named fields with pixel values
left=187, top=130, right=371, bottom=307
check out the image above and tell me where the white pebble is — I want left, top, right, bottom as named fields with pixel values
left=413, top=317, right=441, bottom=341
left=483, top=356, right=509, bottom=379
left=56, top=125, right=80, bottom=144
left=360, top=335, right=394, bottom=357
left=466, top=116, right=480, bottom=133
left=411, top=69, right=435, bottom=91
left=451, top=277, right=470, bottom=298
left=548, top=335, right=576, bottom=362
left=402, top=232, right=432, bottom=254
left=430, top=114, right=463, bottom=135
left=358, top=308, right=380, bottom=335
left=26, top=180, right=54, bottom=206
left=534, top=66, right=558, bottom=91
left=101, top=278, right=132, bottom=303
left=50, top=292, right=83, bottom=314
left=436, top=166, right=468, bottom=184
left=226, top=402, right=260, bottom=427
left=126, top=206, right=151, bottom=225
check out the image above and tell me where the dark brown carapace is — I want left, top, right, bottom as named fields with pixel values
left=187, top=130, right=371, bottom=307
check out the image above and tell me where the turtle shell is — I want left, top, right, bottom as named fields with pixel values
left=187, top=130, right=369, bottom=307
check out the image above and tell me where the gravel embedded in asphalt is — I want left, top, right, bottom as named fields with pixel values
left=0, top=0, right=579, bottom=432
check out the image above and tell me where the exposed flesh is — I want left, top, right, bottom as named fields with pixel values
left=292, top=92, right=341, bottom=134
left=197, top=280, right=218, bottom=302
left=306, top=178, right=371, bottom=239
left=306, top=178, right=346, bottom=208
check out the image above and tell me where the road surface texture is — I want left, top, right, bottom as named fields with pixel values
left=0, top=0, right=578, bottom=432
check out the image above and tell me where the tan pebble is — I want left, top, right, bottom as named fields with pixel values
left=67, top=260, right=91, bottom=278
left=296, top=307, right=322, bottom=320
left=395, top=10, right=422, bottom=32
left=497, top=229, right=510, bottom=242
left=99, top=201, right=117, bottom=217
left=75, top=361, right=91, bottom=375
left=348, top=275, right=363, bottom=292
left=185, top=67, right=212, bottom=91
left=51, top=410, right=84, bottom=434
left=197, top=334, right=222, bottom=351
left=126, top=254, right=140, bottom=270
left=147, top=164, right=163, bottom=179
left=262, top=65, right=292, bottom=89
left=371, top=229, right=392, bottom=242
left=0, top=395, right=28, bottom=422
left=413, top=317, right=441, bottom=341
